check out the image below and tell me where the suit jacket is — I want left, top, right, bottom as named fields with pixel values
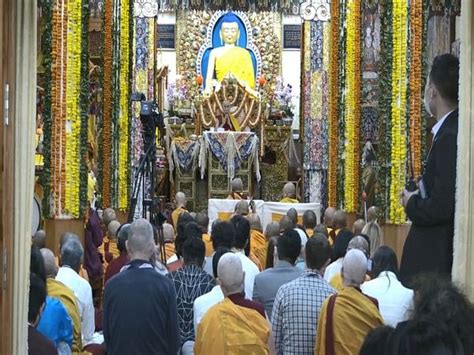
left=400, top=109, right=458, bottom=286
left=252, top=260, right=302, bottom=318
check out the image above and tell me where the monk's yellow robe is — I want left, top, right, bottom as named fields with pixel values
left=47, top=278, right=83, bottom=353
left=98, top=235, right=120, bottom=269
left=215, top=47, right=255, bottom=89
left=306, top=228, right=315, bottom=238
left=279, top=197, right=299, bottom=203
left=202, top=233, right=214, bottom=257
left=250, top=229, right=268, bottom=269
left=55, top=256, right=89, bottom=282
left=329, top=273, right=371, bottom=291
left=171, top=206, right=188, bottom=230
left=250, top=252, right=263, bottom=272
left=195, top=298, right=270, bottom=355
left=227, top=192, right=246, bottom=200
left=164, top=242, right=176, bottom=261
left=315, top=287, right=384, bottom=355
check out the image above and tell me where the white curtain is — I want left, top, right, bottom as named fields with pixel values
left=13, top=0, right=37, bottom=353
left=453, top=0, right=474, bottom=300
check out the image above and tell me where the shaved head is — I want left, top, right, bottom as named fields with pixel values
left=32, top=230, right=46, bottom=249
left=217, top=253, right=244, bottom=296
left=102, top=208, right=116, bottom=226
left=175, top=192, right=186, bottom=207
left=283, top=182, right=296, bottom=198
left=108, top=220, right=121, bottom=239
left=195, top=211, right=209, bottom=232
left=248, top=214, right=262, bottom=232
left=127, top=219, right=155, bottom=261
left=40, top=248, right=57, bottom=278
left=342, top=249, right=367, bottom=287
left=279, top=215, right=295, bottom=231
left=367, top=206, right=378, bottom=223
left=324, top=207, right=336, bottom=227
left=348, top=236, right=369, bottom=256
left=265, top=221, right=280, bottom=239
left=59, top=232, right=80, bottom=250
left=333, top=210, right=348, bottom=229
left=234, top=200, right=249, bottom=216
left=230, top=178, right=243, bottom=192
left=287, top=208, right=298, bottom=225
left=162, top=223, right=175, bottom=242
left=303, top=210, right=317, bottom=229
left=353, top=219, right=366, bottom=236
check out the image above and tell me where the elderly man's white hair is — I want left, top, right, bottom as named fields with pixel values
left=231, top=178, right=243, bottom=192
left=283, top=182, right=296, bottom=197
left=341, top=249, right=367, bottom=287
left=347, top=235, right=369, bottom=256
left=127, top=218, right=155, bottom=261
left=40, top=248, right=58, bottom=278
left=217, top=253, right=245, bottom=296
left=162, top=223, right=175, bottom=242
left=175, top=192, right=186, bottom=207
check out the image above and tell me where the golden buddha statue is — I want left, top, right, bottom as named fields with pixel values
left=205, top=21, right=255, bottom=92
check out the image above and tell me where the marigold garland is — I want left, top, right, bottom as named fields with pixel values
left=102, top=0, right=113, bottom=208
left=389, top=0, right=408, bottom=224
left=343, top=0, right=361, bottom=213
left=409, top=0, right=423, bottom=178
left=328, top=0, right=339, bottom=208
left=118, top=0, right=130, bottom=210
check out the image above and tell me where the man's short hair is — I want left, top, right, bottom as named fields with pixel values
left=279, top=215, right=295, bottom=231
left=234, top=200, right=249, bottom=215
left=286, top=208, right=298, bottom=225
left=217, top=253, right=244, bottom=293
left=277, top=229, right=301, bottom=265
left=429, top=54, right=459, bottom=104
left=342, top=249, right=367, bottom=287
left=211, top=221, right=235, bottom=250
left=184, top=222, right=203, bottom=240
left=333, top=210, right=348, bottom=229
left=212, top=247, right=232, bottom=278
left=116, top=223, right=131, bottom=253
left=230, top=215, right=250, bottom=250
left=127, top=218, right=154, bottom=258
left=60, top=239, right=84, bottom=271
left=28, top=273, right=46, bottom=323
left=265, top=221, right=281, bottom=239
left=32, top=230, right=46, bottom=249
left=183, top=237, right=205, bottom=266
left=195, top=211, right=210, bottom=231
left=305, top=233, right=331, bottom=270
left=303, top=210, right=317, bottom=229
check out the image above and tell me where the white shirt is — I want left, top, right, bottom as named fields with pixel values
left=361, top=271, right=414, bottom=327
left=193, top=285, right=224, bottom=333
left=323, top=258, right=343, bottom=282
left=56, top=266, right=102, bottom=345
left=294, top=228, right=308, bottom=248
left=431, top=109, right=455, bottom=139
left=234, top=250, right=260, bottom=299
left=203, top=254, right=214, bottom=276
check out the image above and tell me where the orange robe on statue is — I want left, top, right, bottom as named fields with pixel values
left=195, top=298, right=270, bottom=355
left=315, top=287, right=384, bottom=355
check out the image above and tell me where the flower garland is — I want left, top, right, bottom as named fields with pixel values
left=118, top=0, right=130, bottom=210
left=328, top=0, right=339, bottom=208
left=409, top=0, right=423, bottom=178
left=41, top=0, right=53, bottom=217
left=101, top=0, right=113, bottom=208
left=78, top=0, right=90, bottom=216
left=389, top=1, right=408, bottom=224
left=65, top=0, right=82, bottom=217
left=343, top=0, right=361, bottom=213
left=376, top=0, right=393, bottom=221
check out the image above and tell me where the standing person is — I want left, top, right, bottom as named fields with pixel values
left=167, top=237, right=215, bottom=354
left=401, top=54, right=459, bottom=285
left=253, top=229, right=302, bottom=319
left=103, top=219, right=180, bottom=355
left=271, top=235, right=335, bottom=355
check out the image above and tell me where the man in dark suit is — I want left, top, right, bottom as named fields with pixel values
left=400, top=54, right=459, bottom=286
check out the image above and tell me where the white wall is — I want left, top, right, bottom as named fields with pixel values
left=281, top=15, right=302, bottom=133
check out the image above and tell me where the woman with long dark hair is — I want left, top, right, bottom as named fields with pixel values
left=361, top=246, right=414, bottom=327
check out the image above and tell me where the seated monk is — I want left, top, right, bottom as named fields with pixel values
left=328, top=210, right=348, bottom=246
left=104, top=224, right=131, bottom=285
left=315, top=249, right=384, bottom=355
left=303, top=210, right=317, bottom=238
left=329, top=236, right=371, bottom=291
left=172, top=192, right=188, bottom=230
left=227, top=178, right=247, bottom=200
left=196, top=212, right=213, bottom=257
left=323, top=207, right=336, bottom=238
left=234, top=200, right=249, bottom=216
left=55, top=233, right=90, bottom=282
left=162, top=223, right=176, bottom=261
left=248, top=214, right=267, bottom=269
left=98, top=219, right=121, bottom=270
left=194, top=253, right=268, bottom=354
left=41, top=248, right=83, bottom=353
left=280, top=182, right=299, bottom=203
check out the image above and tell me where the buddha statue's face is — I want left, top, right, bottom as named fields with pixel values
left=221, top=22, right=239, bottom=45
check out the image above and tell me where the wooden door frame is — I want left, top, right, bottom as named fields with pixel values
left=1, top=0, right=16, bottom=352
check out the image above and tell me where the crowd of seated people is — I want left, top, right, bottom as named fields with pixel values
left=28, top=188, right=474, bottom=355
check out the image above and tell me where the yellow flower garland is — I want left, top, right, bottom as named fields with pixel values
left=389, top=1, right=408, bottom=224
left=118, top=0, right=130, bottom=210
left=65, top=0, right=82, bottom=217
left=343, top=0, right=361, bottom=212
